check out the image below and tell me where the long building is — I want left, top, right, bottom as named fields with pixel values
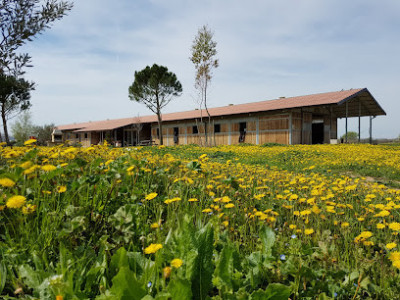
left=54, top=88, right=386, bottom=147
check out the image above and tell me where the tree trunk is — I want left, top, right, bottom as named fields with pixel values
left=157, top=112, right=163, bottom=145
left=1, top=107, right=9, bottom=144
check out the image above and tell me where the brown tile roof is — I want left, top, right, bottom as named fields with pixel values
left=57, top=88, right=385, bottom=132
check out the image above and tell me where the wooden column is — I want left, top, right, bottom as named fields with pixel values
left=358, top=100, right=361, bottom=143
left=345, top=101, right=348, bottom=143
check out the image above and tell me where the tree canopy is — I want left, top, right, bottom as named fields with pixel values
left=1, top=0, right=73, bottom=72
left=0, top=73, right=34, bottom=142
left=0, top=0, right=72, bottom=143
left=128, top=64, right=182, bottom=145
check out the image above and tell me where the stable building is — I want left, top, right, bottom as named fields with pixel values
left=54, top=88, right=386, bottom=147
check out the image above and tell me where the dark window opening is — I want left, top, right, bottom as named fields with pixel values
left=75, top=134, right=79, bottom=139
left=84, top=133, right=88, bottom=139
left=214, top=124, right=221, bottom=133
left=193, top=125, right=198, bottom=134
left=173, top=127, right=179, bottom=144
left=239, top=122, right=247, bottom=143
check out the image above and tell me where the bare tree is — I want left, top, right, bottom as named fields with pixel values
left=132, top=114, right=143, bottom=145
left=190, top=25, right=219, bottom=146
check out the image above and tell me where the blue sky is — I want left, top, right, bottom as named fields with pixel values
left=20, top=0, right=400, bottom=138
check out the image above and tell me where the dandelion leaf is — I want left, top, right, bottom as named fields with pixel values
left=168, top=278, right=193, bottom=300
left=259, top=226, right=275, bottom=257
left=109, top=266, right=146, bottom=300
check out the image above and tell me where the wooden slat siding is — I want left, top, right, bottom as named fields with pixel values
left=247, top=121, right=257, bottom=131
left=214, top=134, right=229, bottom=145
left=91, top=132, right=100, bottom=145
left=259, top=119, right=289, bottom=130
left=302, top=112, right=312, bottom=144
left=291, top=130, right=302, bottom=144
left=292, top=119, right=302, bottom=130
left=230, top=133, right=240, bottom=145
left=232, top=123, right=239, bottom=132
left=259, top=114, right=290, bottom=120
left=259, top=131, right=289, bottom=144
left=221, top=123, right=229, bottom=132
left=291, top=112, right=301, bottom=119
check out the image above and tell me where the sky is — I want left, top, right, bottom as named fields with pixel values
left=19, top=0, right=400, bottom=138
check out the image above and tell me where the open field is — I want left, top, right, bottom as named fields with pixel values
left=1, top=142, right=400, bottom=299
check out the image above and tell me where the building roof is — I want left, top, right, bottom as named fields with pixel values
left=57, top=88, right=386, bottom=132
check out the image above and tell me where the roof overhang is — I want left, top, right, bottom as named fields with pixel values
left=332, top=88, right=386, bottom=118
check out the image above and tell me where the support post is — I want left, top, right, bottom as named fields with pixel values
left=369, top=116, right=373, bottom=144
left=289, top=113, right=292, bottom=145
left=345, top=101, right=348, bottom=143
left=358, top=100, right=361, bottom=143
left=300, top=108, right=303, bottom=144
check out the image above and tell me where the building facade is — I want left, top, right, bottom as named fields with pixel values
left=55, top=88, right=385, bottom=147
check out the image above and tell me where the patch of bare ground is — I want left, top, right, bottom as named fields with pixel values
left=344, top=172, right=400, bottom=190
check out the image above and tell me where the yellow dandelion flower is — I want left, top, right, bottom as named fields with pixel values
left=289, top=224, right=297, bottom=229
left=150, top=223, right=159, bottom=229
left=341, top=222, right=350, bottom=228
left=144, top=243, right=163, bottom=254
left=374, top=210, right=390, bottom=218
left=22, top=204, right=37, bottom=215
left=19, top=161, right=32, bottom=169
left=57, top=186, right=67, bottom=193
left=392, top=260, right=400, bottom=269
left=389, top=251, right=400, bottom=262
left=311, top=205, right=321, bottom=214
left=145, top=193, right=158, bottom=200
left=363, top=241, right=374, bottom=246
left=224, top=203, right=235, bottom=209
left=171, top=258, right=183, bottom=268
left=202, top=208, right=212, bottom=213
left=41, top=164, right=57, bottom=172
left=188, top=198, right=198, bottom=202
left=389, top=222, right=400, bottom=231
left=304, top=228, right=314, bottom=235
left=386, top=242, right=397, bottom=250
left=0, top=178, right=15, bottom=187
left=164, top=197, right=181, bottom=204
left=24, top=139, right=37, bottom=145
left=6, top=195, right=26, bottom=209
left=377, top=223, right=386, bottom=229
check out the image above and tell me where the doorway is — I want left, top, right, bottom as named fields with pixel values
left=312, top=121, right=324, bottom=144
left=173, top=127, right=179, bottom=144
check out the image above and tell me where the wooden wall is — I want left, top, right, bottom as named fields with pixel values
left=258, top=114, right=289, bottom=144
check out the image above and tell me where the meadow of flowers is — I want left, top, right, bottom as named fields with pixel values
left=1, top=141, right=400, bottom=299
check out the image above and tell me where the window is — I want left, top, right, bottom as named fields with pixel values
left=173, top=127, right=179, bottom=144
left=239, top=122, right=247, bottom=132
left=192, top=125, right=198, bottom=134
left=84, top=133, right=88, bottom=139
left=214, top=124, right=221, bottom=133
left=75, top=134, right=79, bottom=139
